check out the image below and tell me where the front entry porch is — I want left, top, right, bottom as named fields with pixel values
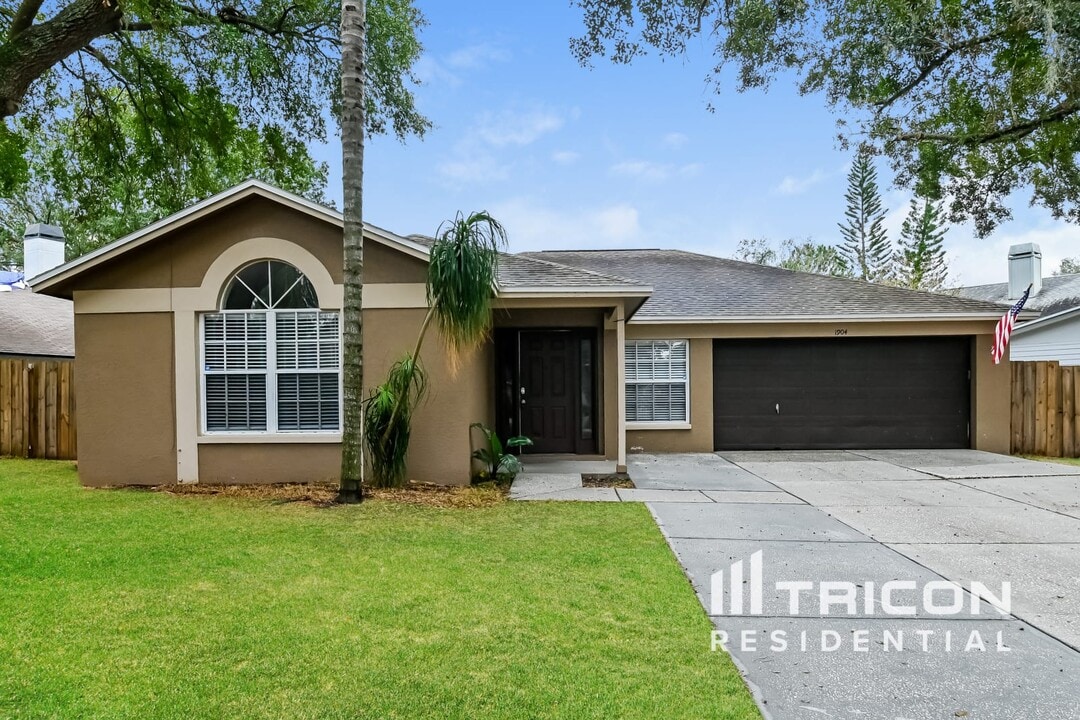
left=494, top=328, right=600, bottom=455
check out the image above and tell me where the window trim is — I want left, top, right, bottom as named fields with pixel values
left=199, top=308, right=343, bottom=437
left=624, top=339, right=691, bottom=427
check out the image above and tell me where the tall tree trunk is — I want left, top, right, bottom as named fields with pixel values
left=338, top=0, right=366, bottom=503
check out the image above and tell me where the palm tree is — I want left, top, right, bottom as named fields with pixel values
left=338, top=0, right=366, bottom=504
left=365, top=212, right=507, bottom=488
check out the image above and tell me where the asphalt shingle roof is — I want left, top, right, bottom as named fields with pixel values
left=520, top=249, right=1013, bottom=320
left=957, top=274, right=1080, bottom=316
left=495, top=253, right=646, bottom=290
left=0, top=289, right=74, bottom=357
left=404, top=235, right=647, bottom=290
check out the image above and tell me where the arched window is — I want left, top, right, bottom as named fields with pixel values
left=201, top=260, right=340, bottom=434
left=221, top=260, right=320, bottom=310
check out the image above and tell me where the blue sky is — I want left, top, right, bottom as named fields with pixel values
left=311, top=2, right=1079, bottom=286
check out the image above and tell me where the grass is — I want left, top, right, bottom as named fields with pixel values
left=0, top=459, right=759, bottom=720
left=1020, top=454, right=1080, bottom=467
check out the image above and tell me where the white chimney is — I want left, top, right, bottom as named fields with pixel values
left=1008, top=243, right=1042, bottom=299
left=23, top=223, right=66, bottom=282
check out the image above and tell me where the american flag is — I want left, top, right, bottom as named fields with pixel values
left=992, top=285, right=1032, bottom=365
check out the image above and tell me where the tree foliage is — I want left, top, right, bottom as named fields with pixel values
left=734, top=237, right=851, bottom=277
left=839, top=148, right=892, bottom=282
left=572, top=0, right=1080, bottom=235
left=895, top=199, right=949, bottom=291
left=0, top=0, right=428, bottom=257
left=1055, top=257, right=1080, bottom=275
left=0, top=100, right=327, bottom=267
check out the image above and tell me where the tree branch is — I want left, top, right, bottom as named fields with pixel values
left=0, top=0, right=123, bottom=116
left=875, top=31, right=1007, bottom=111
left=897, top=101, right=1080, bottom=146
left=7, top=0, right=45, bottom=40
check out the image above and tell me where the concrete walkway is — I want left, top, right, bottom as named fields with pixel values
left=513, top=450, right=1080, bottom=719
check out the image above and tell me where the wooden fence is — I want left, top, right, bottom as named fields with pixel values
left=0, top=358, right=77, bottom=460
left=1011, top=360, right=1080, bottom=457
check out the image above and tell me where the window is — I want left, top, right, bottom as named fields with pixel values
left=202, top=260, right=340, bottom=433
left=626, top=340, right=689, bottom=423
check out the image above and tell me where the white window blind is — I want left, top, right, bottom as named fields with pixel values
left=626, top=340, right=689, bottom=423
left=202, top=310, right=340, bottom=433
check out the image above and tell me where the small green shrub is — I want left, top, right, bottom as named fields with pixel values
left=470, top=423, right=533, bottom=484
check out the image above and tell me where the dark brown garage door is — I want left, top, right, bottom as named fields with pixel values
left=713, top=337, right=971, bottom=450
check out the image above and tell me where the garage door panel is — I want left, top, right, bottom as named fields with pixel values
left=713, top=337, right=971, bottom=450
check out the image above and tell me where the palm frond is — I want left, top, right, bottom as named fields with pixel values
left=364, top=354, right=427, bottom=488
left=427, top=211, right=507, bottom=357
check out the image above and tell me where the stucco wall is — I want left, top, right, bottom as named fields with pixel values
left=198, top=443, right=341, bottom=484
left=972, top=334, right=1011, bottom=453
left=363, top=307, right=493, bottom=485
left=364, top=241, right=428, bottom=284
left=74, top=312, right=176, bottom=486
left=54, top=196, right=344, bottom=294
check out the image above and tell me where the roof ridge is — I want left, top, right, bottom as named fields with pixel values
left=532, top=247, right=1014, bottom=314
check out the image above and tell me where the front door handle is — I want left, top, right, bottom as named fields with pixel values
left=521, top=386, right=526, bottom=405
left=775, top=403, right=780, bottom=415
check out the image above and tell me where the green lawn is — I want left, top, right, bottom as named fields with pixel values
left=1021, top=454, right=1080, bottom=467
left=0, top=460, right=759, bottom=720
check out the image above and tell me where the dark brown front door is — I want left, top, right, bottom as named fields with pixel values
left=520, top=331, right=579, bottom=454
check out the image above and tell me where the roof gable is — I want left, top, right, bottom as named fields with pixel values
left=31, top=179, right=428, bottom=295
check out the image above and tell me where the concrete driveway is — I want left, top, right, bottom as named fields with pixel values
left=635, top=450, right=1080, bottom=720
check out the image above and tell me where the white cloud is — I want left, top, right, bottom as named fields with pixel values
left=445, top=43, right=510, bottom=70
left=412, top=55, right=461, bottom=88
left=948, top=222, right=1080, bottom=286
left=610, top=160, right=702, bottom=182
left=436, top=155, right=510, bottom=184
left=437, top=105, right=569, bottom=185
left=774, top=169, right=828, bottom=196
left=661, top=132, right=689, bottom=149
left=551, top=150, right=580, bottom=165
left=490, top=198, right=644, bottom=251
left=475, top=107, right=565, bottom=147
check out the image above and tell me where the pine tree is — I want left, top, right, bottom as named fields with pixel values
left=838, top=149, right=892, bottom=282
left=895, top=199, right=949, bottom=291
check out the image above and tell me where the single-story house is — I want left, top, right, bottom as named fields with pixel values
left=958, top=243, right=1080, bottom=365
left=32, top=180, right=1018, bottom=487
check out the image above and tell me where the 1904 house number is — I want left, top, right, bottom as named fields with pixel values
left=835, top=328, right=848, bottom=336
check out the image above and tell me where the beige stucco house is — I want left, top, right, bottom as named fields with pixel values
left=32, top=181, right=1017, bottom=487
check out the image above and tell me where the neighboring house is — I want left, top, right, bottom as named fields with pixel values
left=1, top=226, right=73, bottom=360
left=32, top=180, right=1016, bottom=487
left=958, top=244, right=1080, bottom=365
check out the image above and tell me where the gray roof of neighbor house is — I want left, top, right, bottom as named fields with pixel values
left=957, top=274, right=1080, bottom=316
left=0, top=289, right=74, bottom=357
left=521, top=249, right=1014, bottom=321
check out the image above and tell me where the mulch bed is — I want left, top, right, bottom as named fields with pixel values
left=580, top=473, right=635, bottom=489
left=157, top=481, right=507, bottom=508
